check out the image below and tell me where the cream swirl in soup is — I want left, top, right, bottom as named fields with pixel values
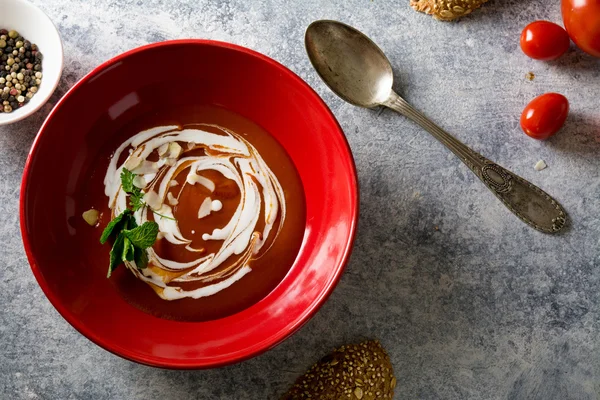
left=104, top=124, right=286, bottom=300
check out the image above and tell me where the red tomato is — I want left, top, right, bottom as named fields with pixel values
left=520, top=21, right=571, bottom=60
left=521, top=93, right=569, bottom=140
left=562, top=0, right=600, bottom=58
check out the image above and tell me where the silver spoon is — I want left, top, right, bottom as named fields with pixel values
left=305, top=20, right=567, bottom=234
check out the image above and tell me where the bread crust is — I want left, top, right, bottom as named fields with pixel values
left=410, top=0, right=489, bottom=21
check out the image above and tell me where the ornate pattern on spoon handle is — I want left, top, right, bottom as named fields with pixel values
left=384, top=93, right=567, bottom=233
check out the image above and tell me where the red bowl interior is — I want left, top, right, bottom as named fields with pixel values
left=19, top=40, right=358, bottom=368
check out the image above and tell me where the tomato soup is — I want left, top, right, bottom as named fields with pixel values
left=77, top=105, right=306, bottom=321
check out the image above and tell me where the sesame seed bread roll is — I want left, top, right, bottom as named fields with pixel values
left=410, top=0, right=489, bottom=21
left=281, top=340, right=396, bottom=399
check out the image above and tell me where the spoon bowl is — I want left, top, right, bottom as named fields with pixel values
left=306, top=20, right=393, bottom=108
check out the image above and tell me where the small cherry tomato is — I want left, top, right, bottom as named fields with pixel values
left=562, top=0, right=600, bottom=58
left=520, top=21, right=571, bottom=60
left=521, top=93, right=569, bottom=140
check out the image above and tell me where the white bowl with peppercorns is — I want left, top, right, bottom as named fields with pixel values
left=0, top=0, right=62, bottom=126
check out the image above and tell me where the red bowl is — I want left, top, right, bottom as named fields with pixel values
left=19, top=40, right=358, bottom=368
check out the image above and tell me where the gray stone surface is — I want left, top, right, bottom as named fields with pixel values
left=1, top=0, right=600, bottom=399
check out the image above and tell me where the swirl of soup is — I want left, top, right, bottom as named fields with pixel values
left=104, top=124, right=286, bottom=300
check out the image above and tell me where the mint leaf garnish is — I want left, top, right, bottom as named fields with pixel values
left=130, top=190, right=145, bottom=212
left=100, top=167, right=169, bottom=277
left=122, top=237, right=135, bottom=262
left=120, top=168, right=136, bottom=193
left=107, top=233, right=125, bottom=278
left=134, top=246, right=149, bottom=270
left=124, top=221, right=159, bottom=249
left=121, top=168, right=146, bottom=211
left=100, top=209, right=132, bottom=244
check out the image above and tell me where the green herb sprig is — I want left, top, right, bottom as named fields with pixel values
left=120, top=168, right=145, bottom=211
left=100, top=168, right=173, bottom=278
left=121, top=168, right=176, bottom=221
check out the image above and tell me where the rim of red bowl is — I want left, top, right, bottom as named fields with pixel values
left=19, top=39, right=359, bottom=368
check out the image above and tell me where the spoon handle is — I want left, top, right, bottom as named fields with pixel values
left=384, top=92, right=567, bottom=233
